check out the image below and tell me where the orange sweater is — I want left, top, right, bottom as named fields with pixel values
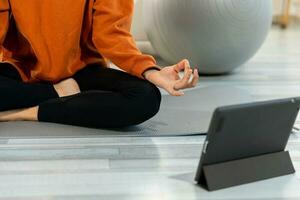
left=0, top=0, right=159, bottom=83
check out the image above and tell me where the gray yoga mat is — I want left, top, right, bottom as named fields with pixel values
left=0, top=86, right=254, bottom=138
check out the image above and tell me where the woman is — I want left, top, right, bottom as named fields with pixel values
left=0, top=0, right=198, bottom=128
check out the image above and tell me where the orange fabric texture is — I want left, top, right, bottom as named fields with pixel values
left=0, top=0, right=159, bottom=83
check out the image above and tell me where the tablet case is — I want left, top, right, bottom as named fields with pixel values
left=199, top=151, right=295, bottom=191
left=195, top=97, right=300, bottom=191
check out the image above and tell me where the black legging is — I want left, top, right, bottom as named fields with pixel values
left=0, top=63, right=161, bottom=128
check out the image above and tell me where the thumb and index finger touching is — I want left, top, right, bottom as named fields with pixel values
left=172, top=59, right=199, bottom=94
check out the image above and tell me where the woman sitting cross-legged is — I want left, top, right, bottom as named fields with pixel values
left=0, top=0, right=198, bottom=128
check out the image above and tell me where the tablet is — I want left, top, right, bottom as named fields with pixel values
left=195, top=97, right=300, bottom=187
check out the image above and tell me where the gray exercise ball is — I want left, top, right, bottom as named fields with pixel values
left=143, top=0, right=273, bottom=74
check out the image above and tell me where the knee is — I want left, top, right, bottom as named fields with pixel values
left=132, top=81, right=162, bottom=122
left=144, top=82, right=162, bottom=115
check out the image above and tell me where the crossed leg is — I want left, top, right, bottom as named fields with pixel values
left=0, top=63, right=161, bottom=128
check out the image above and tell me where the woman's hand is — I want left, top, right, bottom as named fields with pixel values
left=143, top=59, right=199, bottom=96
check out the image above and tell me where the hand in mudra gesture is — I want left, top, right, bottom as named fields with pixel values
left=144, top=59, right=199, bottom=96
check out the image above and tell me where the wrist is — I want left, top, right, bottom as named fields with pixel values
left=142, top=66, right=162, bottom=79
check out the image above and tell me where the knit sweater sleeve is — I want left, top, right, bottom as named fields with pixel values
left=91, top=0, right=161, bottom=79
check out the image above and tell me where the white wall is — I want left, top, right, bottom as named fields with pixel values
left=273, top=0, right=300, bottom=16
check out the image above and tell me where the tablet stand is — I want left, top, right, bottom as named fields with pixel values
left=198, top=151, right=295, bottom=191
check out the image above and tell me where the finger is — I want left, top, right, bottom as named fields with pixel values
left=170, top=90, right=184, bottom=96
left=184, top=68, right=199, bottom=88
left=174, top=69, right=192, bottom=90
left=184, top=68, right=200, bottom=88
left=176, top=68, right=199, bottom=89
left=167, top=87, right=184, bottom=96
left=174, top=68, right=193, bottom=90
left=190, top=68, right=199, bottom=87
left=178, top=62, right=192, bottom=84
left=174, top=59, right=190, bottom=73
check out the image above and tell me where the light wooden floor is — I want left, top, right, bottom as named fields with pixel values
left=0, top=23, right=300, bottom=199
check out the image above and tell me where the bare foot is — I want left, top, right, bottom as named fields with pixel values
left=53, top=78, right=81, bottom=97
left=0, top=106, right=38, bottom=122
